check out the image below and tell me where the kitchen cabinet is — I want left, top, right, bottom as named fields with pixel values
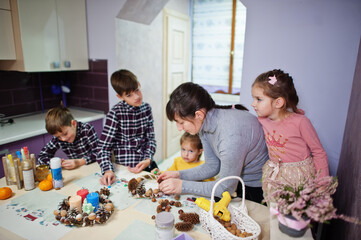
left=0, top=0, right=89, bottom=72
left=0, top=0, right=10, bottom=8
left=0, top=0, right=16, bottom=60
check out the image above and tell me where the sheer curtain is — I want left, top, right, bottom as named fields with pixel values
left=192, top=0, right=246, bottom=95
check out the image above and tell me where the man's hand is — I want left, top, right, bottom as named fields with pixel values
left=61, top=158, right=86, bottom=170
left=128, top=159, right=151, bottom=173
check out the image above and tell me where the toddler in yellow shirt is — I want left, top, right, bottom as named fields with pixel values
left=152, top=132, right=214, bottom=181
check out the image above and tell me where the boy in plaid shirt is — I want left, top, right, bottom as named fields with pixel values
left=98, top=69, right=157, bottom=186
left=38, top=105, right=99, bottom=169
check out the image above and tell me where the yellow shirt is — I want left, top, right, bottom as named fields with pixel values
left=166, top=156, right=215, bottom=182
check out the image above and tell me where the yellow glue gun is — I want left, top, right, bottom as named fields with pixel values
left=195, top=191, right=231, bottom=221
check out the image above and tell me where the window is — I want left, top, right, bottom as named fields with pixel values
left=192, top=0, right=247, bottom=96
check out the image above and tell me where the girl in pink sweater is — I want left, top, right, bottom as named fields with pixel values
left=251, top=69, right=329, bottom=198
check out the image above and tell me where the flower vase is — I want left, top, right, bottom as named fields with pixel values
left=277, top=214, right=310, bottom=238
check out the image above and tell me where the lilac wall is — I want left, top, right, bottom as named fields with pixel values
left=85, top=0, right=190, bottom=162
left=84, top=0, right=361, bottom=175
left=239, top=0, right=361, bottom=175
left=0, top=59, right=108, bottom=118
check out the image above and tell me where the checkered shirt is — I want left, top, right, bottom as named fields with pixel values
left=38, top=121, right=99, bottom=165
left=97, top=101, right=156, bottom=174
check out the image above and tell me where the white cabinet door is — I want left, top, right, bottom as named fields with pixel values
left=0, top=0, right=10, bottom=9
left=56, top=0, right=88, bottom=70
left=0, top=0, right=88, bottom=72
left=17, top=0, right=60, bottom=71
left=0, top=9, right=16, bottom=59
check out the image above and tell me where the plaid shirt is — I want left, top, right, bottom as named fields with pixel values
left=97, top=101, right=156, bottom=174
left=38, top=121, right=98, bottom=166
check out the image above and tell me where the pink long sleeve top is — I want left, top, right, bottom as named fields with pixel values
left=258, top=113, right=329, bottom=177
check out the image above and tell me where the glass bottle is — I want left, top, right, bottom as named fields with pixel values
left=6, top=154, right=16, bottom=182
left=21, top=152, right=35, bottom=190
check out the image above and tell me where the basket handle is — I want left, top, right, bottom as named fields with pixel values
left=209, top=176, right=245, bottom=216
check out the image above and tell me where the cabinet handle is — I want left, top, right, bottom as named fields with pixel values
left=64, top=61, right=71, bottom=68
left=53, top=62, right=60, bottom=68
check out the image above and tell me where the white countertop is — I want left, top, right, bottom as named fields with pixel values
left=0, top=108, right=105, bottom=145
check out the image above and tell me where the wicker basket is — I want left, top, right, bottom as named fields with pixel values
left=198, top=176, right=261, bottom=240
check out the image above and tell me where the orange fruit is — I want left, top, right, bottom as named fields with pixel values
left=47, top=173, right=52, bottom=181
left=0, top=187, right=12, bottom=200
left=39, top=179, right=53, bottom=191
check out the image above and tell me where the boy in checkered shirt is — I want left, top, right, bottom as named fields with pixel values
left=38, top=105, right=99, bottom=169
left=98, top=69, right=157, bottom=186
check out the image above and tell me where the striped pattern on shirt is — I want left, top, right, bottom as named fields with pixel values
left=97, top=101, right=156, bottom=174
left=38, top=121, right=99, bottom=165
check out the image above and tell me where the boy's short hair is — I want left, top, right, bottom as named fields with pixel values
left=110, top=69, right=139, bottom=96
left=180, top=132, right=203, bottom=150
left=45, top=105, right=74, bottom=135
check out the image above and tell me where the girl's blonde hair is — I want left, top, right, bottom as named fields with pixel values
left=252, top=69, right=300, bottom=113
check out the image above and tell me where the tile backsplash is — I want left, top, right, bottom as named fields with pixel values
left=0, top=59, right=109, bottom=118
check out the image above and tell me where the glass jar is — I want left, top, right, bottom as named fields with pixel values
left=155, top=212, right=175, bottom=240
left=35, top=165, right=50, bottom=182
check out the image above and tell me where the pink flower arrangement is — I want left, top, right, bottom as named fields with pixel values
left=263, top=174, right=360, bottom=224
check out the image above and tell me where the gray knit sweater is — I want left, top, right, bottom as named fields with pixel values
left=180, top=108, right=269, bottom=198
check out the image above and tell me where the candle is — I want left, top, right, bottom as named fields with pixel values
left=77, top=188, right=89, bottom=203
left=69, top=195, right=82, bottom=213
left=86, top=192, right=99, bottom=211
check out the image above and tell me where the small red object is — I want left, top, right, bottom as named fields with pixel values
left=77, top=188, right=89, bottom=203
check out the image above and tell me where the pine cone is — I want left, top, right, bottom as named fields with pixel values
left=95, top=206, right=110, bottom=224
left=179, top=212, right=200, bottom=224
left=175, top=222, right=194, bottom=232
left=100, top=187, right=110, bottom=196
left=58, top=199, right=69, bottom=211
left=82, top=216, right=91, bottom=227
left=99, top=195, right=107, bottom=204
left=68, top=208, right=80, bottom=218
left=160, top=200, right=168, bottom=208
left=135, top=183, right=146, bottom=196
left=128, top=178, right=139, bottom=193
left=69, top=216, right=78, bottom=225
